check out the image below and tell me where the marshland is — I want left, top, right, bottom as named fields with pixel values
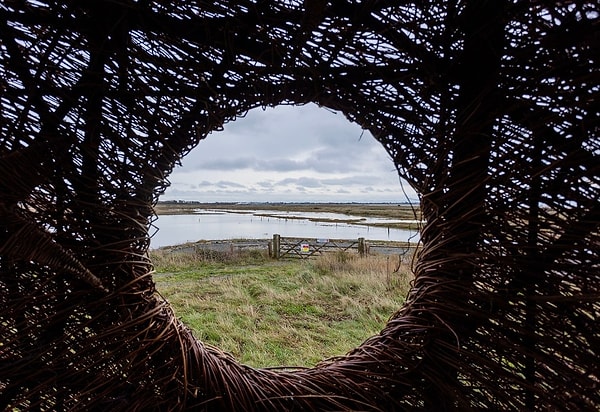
left=150, top=204, right=417, bottom=367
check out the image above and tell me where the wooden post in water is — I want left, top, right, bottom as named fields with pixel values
left=272, top=234, right=281, bottom=259
left=358, top=237, right=366, bottom=257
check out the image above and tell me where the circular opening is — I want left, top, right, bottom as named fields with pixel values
left=151, top=104, right=419, bottom=367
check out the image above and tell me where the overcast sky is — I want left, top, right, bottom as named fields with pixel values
left=161, top=103, right=418, bottom=203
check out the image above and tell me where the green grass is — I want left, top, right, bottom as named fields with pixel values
left=151, top=248, right=413, bottom=368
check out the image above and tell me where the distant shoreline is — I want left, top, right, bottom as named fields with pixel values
left=152, top=202, right=422, bottom=248
left=154, top=201, right=422, bottom=223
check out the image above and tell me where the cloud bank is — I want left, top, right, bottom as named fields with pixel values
left=161, top=104, right=417, bottom=203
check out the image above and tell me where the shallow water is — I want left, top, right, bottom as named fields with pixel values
left=150, top=209, right=420, bottom=248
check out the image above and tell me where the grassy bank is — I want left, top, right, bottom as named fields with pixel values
left=151, top=248, right=413, bottom=368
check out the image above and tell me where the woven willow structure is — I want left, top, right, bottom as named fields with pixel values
left=1, top=1, right=598, bottom=410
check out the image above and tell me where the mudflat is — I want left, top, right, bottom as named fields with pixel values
left=154, top=202, right=421, bottom=221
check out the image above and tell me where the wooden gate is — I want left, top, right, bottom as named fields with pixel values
left=270, top=234, right=366, bottom=259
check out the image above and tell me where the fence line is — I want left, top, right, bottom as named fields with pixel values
left=269, top=234, right=418, bottom=259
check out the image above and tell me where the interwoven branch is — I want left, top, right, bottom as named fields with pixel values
left=1, top=1, right=598, bottom=410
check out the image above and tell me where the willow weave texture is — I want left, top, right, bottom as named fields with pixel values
left=1, top=1, right=599, bottom=411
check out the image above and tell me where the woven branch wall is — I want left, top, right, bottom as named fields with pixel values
left=1, top=1, right=599, bottom=410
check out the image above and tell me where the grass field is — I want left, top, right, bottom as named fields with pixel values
left=151, top=248, right=413, bottom=368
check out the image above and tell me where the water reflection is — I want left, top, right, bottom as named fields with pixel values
left=150, top=209, right=419, bottom=249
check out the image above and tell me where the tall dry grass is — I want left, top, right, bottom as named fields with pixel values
left=311, top=250, right=413, bottom=291
left=150, top=246, right=270, bottom=271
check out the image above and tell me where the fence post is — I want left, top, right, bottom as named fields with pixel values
left=272, top=234, right=281, bottom=259
left=358, top=237, right=366, bottom=257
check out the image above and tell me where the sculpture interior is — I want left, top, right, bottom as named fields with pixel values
left=0, top=1, right=598, bottom=410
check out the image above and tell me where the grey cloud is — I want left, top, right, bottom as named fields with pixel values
left=273, top=174, right=400, bottom=190
left=303, top=146, right=392, bottom=174
left=207, top=155, right=357, bottom=174
left=254, top=158, right=306, bottom=172
left=320, top=175, right=380, bottom=186
left=277, top=177, right=323, bottom=188
left=195, top=157, right=256, bottom=171
left=214, top=180, right=246, bottom=188
left=323, top=174, right=400, bottom=187
left=181, top=131, right=391, bottom=177
left=257, top=180, right=274, bottom=188
left=174, top=180, right=247, bottom=189
left=162, top=185, right=416, bottom=203
left=186, top=156, right=322, bottom=173
left=163, top=103, right=418, bottom=203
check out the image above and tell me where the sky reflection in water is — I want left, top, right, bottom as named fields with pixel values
left=151, top=209, right=420, bottom=248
